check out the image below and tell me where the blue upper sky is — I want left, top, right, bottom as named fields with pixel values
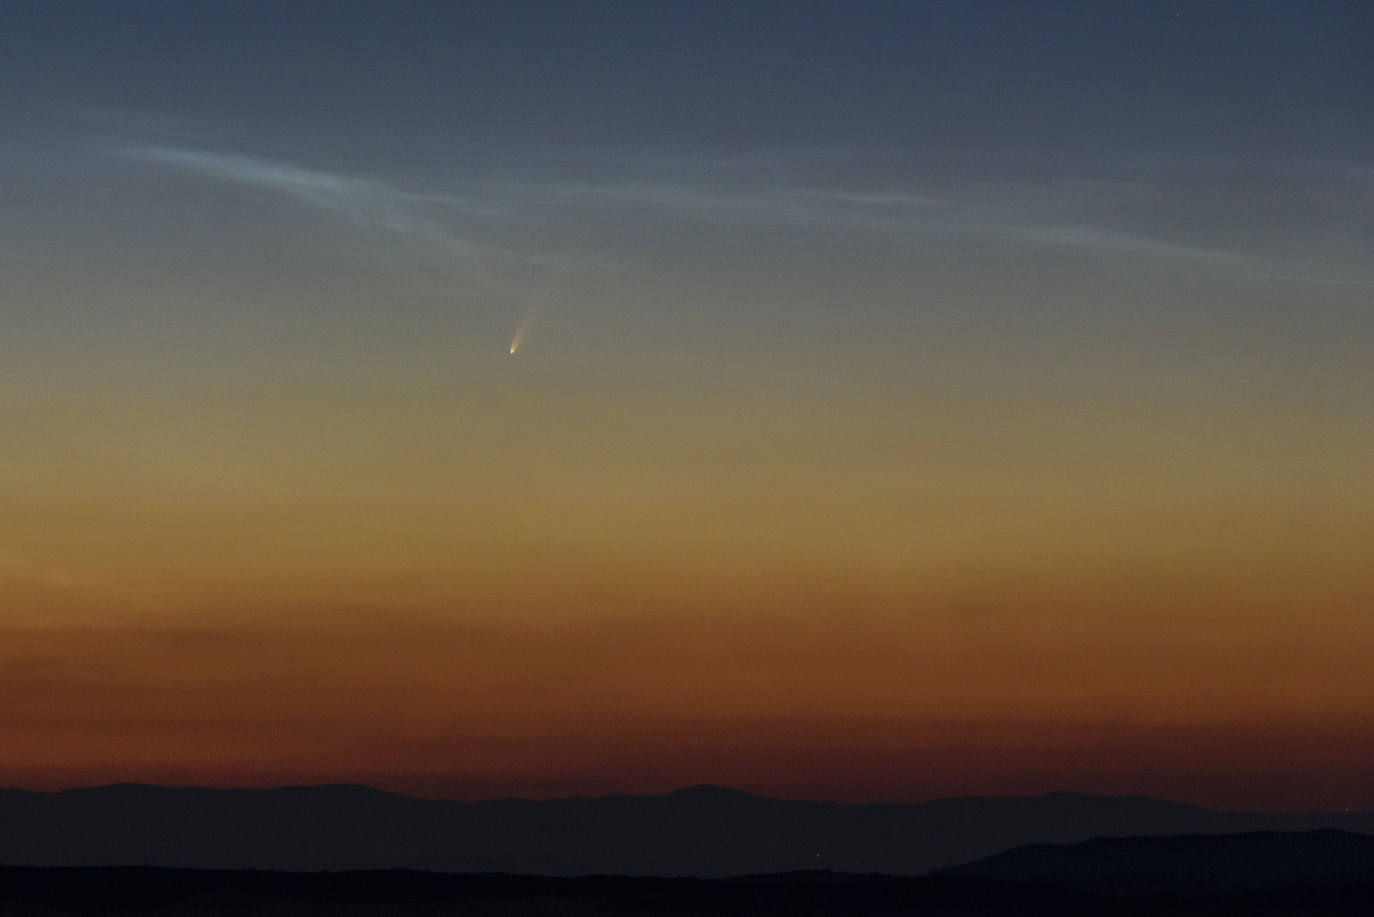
left=5, top=0, right=1369, bottom=155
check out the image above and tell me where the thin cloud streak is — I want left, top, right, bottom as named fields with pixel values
left=114, top=143, right=593, bottom=314
left=121, top=145, right=484, bottom=258
left=114, top=143, right=1374, bottom=291
left=516, top=167, right=1374, bottom=288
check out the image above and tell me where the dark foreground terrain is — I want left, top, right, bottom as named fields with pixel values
left=4, top=865, right=1374, bottom=917
left=6, top=784, right=1374, bottom=875
left=943, top=827, right=1374, bottom=894
left=7, top=831, right=1374, bottom=916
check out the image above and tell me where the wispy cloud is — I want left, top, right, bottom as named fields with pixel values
left=114, top=143, right=607, bottom=310
left=499, top=154, right=1374, bottom=288
left=114, top=142, right=1374, bottom=291
left=122, top=144, right=484, bottom=258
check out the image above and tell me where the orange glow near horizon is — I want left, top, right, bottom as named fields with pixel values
left=4, top=21, right=1373, bottom=811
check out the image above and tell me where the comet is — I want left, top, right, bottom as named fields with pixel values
left=508, top=311, right=536, bottom=355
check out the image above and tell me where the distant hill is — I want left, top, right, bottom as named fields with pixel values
left=1, top=783, right=1372, bottom=876
left=3, top=864, right=1374, bottom=917
left=941, top=829, right=1374, bottom=894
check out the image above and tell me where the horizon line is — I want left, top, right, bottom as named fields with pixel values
left=3, top=781, right=1352, bottom=813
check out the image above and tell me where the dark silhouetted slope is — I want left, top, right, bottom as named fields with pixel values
left=4, top=864, right=1374, bottom=916
left=942, top=829, right=1374, bottom=894
left=0, top=866, right=1152, bottom=917
left=1, top=784, right=1372, bottom=876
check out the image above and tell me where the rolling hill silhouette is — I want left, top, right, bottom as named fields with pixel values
left=940, top=828, right=1374, bottom=894
left=0, top=867, right=1105, bottom=916
left=2, top=784, right=1372, bottom=876
left=3, top=856, right=1374, bottom=916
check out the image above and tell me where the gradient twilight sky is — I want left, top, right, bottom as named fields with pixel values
left=3, top=1, right=1373, bottom=809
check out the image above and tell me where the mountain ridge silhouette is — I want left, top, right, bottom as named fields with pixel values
left=2, top=783, right=1372, bottom=876
left=941, top=828, right=1374, bottom=894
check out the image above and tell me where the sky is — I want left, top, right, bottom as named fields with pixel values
left=2, top=0, right=1373, bottom=810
